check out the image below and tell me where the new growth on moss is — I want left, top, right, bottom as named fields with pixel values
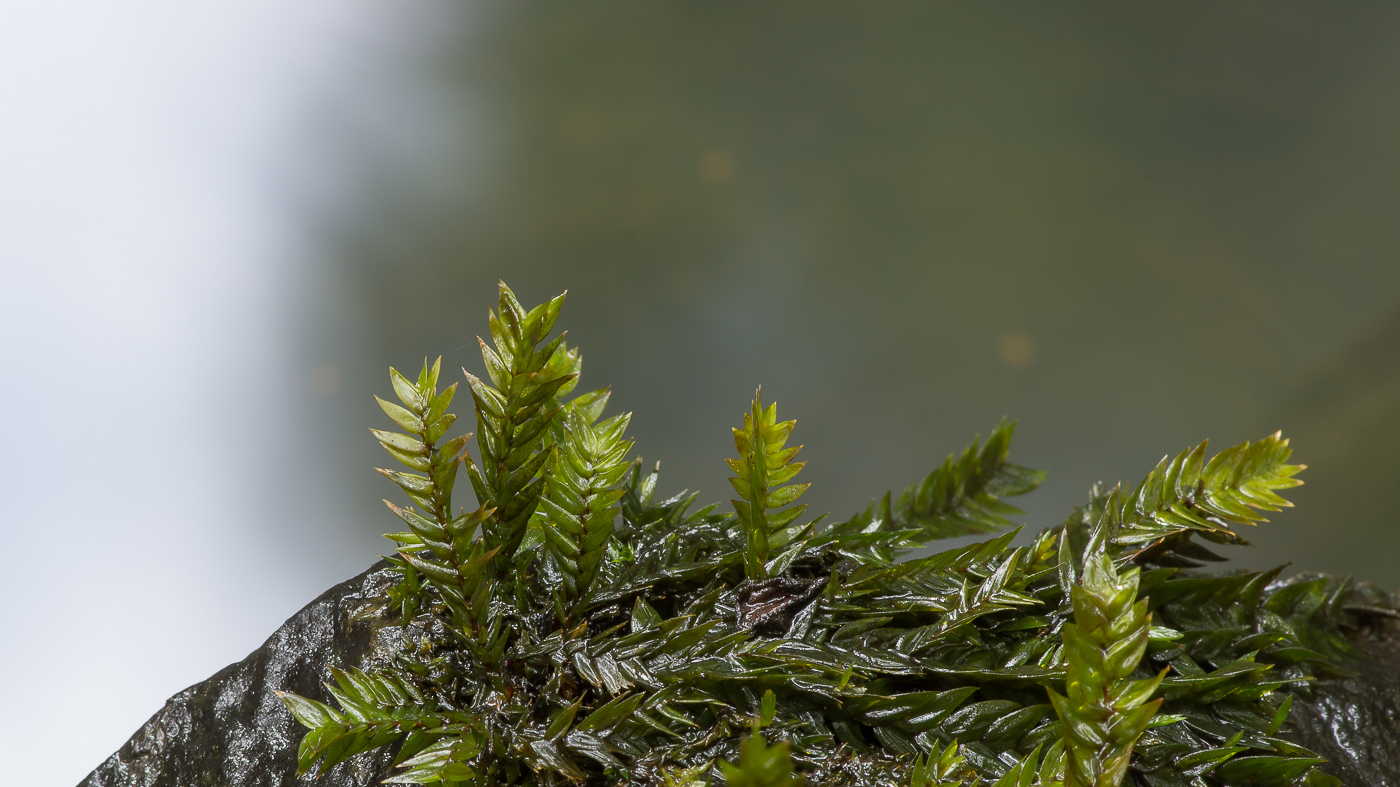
left=279, top=282, right=1380, bottom=787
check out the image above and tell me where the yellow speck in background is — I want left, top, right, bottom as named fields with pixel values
left=998, top=332, right=1034, bottom=368
left=697, top=150, right=734, bottom=183
left=564, top=109, right=605, bottom=146
left=310, top=364, right=343, bottom=395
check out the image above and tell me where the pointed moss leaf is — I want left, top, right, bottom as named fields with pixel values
left=377, top=396, right=425, bottom=433
left=277, top=691, right=338, bottom=729
left=571, top=387, right=611, bottom=424
left=390, top=367, right=425, bottom=410
left=765, top=483, right=809, bottom=509
left=577, top=692, right=644, bottom=732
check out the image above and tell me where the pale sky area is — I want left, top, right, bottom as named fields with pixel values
left=0, top=4, right=442, bottom=782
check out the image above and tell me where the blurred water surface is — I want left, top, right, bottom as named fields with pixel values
left=309, top=2, right=1400, bottom=593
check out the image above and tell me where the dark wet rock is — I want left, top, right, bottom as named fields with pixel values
left=736, top=577, right=822, bottom=636
left=80, top=563, right=1400, bottom=787
left=79, top=561, right=401, bottom=787
left=1286, top=631, right=1400, bottom=787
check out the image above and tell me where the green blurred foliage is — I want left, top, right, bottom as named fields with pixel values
left=301, top=2, right=1400, bottom=586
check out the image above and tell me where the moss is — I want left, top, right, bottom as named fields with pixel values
left=279, top=283, right=1383, bottom=787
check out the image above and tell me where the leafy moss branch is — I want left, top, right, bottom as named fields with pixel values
left=1048, top=553, right=1165, bottom=787
left=908, top=740, right=975, bottom=786
left=728, top=389, right=816, bottom=580
left=538, top=408, right=634, bottom=623
left=1101, top=433, right=1304, bottom=561
left=462, top=282, right=575, bottom=577
left=371, top=358, right=502, bottom=658
left=892, top=419, right=1046, bottom=540
left=821, top=421, right=1044, bottom=565
left=723, top=693, right=799, bottom=787
left=372, top=357, right=466, bottom=525
left=276, top=668, right=468, bottom=778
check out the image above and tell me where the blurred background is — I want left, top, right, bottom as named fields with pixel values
left=4, top=2, right=1400, bottom=783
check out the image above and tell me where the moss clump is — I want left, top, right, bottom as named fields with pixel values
left=279, top=283, right=1384, bottom=787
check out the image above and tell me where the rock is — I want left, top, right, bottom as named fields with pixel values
left=80, top=563, right=1400, bottom=787
left=79, top=561, right=401, bottom=787
left=1286, top=633, right=1400, bottom=787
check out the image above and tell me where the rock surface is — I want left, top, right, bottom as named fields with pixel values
left=80, top=561, right=402, bottom=787
left=81, top=563, right=1400, bottom=787
left=1285, top=633, right=1400, bottom=787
